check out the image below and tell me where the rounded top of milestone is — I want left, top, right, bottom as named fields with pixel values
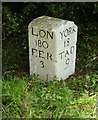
left=28, top=16, right=74, bottom=30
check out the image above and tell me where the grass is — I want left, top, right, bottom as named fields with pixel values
left=2, top=3, right=98, bottom=119
left=2, top=73, right=98, bottom=118
left=2, top=32, right=98, bottom=118
left=2, top=27, right=98, bottom=119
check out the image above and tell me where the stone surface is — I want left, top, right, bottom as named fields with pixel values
left=28, top=16, right=78, bottom=80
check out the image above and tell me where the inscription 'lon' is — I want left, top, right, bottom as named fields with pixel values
left=32, top=27, right=54, bottom=39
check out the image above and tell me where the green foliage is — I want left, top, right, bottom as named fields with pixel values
left=45, top=3, right=67, bottom=18
left=2, top=3, right=98, bottom=118
left=2, top=5, right=29, bottom=74
left=2, top=75, right=96, bottom=118
left=68, top=73, right=98, bottom=96
left=2, top=2, right=98, bottom=75
left=2, top=6, right=19, bottom=37
left=94, top=3, right=98, bottom=14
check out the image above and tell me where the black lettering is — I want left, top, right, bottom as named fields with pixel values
left=64, top=38, right=70, bottom=47
left=38, top=40, right=42, bottom=47
left=32, top=48, right=37, bottom=56
left=64, top=41, right=66, bottom=47
left=68, top=27, right=72, bottom=35
left=32, top=27, right=38, bottom=36
left=40, top=61, right=44, bottom=68
left=70, top=46, right=75, bottom=54
left=39, top=50, right=45, bottom=59
left=42, top=41, right=49, bottom=49
left=39, top=30, right=46, bottom=38
left=60, top=26, right=76, bottom=39
left=47, top=53, right=52, bottom=60
left=64, top=29, right=68, bottom=37
left=65, top=50, right=69, bottom=57
left=60, top=32, right=63, bottom=39
left=72, top=26, right=76, bottom=32
left=65, top=58, right=70, bottom=69
left=47, top=31, right=54, bottom=39
left=35, top=40, right=49, bottom=49
left=59, top=51, right=64, bottom=59
left=67, top=38, right=70, bottom=46
left=66, top=58, right=70, bottom=65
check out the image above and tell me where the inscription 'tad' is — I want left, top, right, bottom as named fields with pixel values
left=32, top=27, right=54, bottom=39
left=59, top=46, right=75, bottom=59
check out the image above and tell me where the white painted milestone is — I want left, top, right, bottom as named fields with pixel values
left=28, top=16, right=78, bottom=80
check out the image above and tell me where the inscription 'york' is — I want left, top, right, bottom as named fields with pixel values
left=60, top=26, right=76, bottom=39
